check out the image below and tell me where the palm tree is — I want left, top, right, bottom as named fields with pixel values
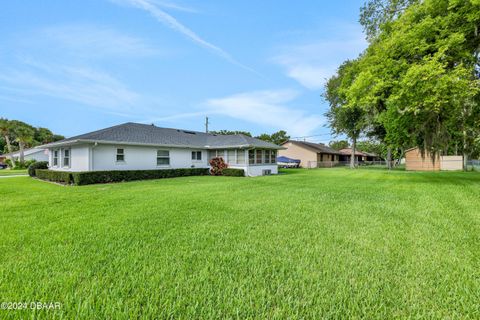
left=0, top=118, right=15, bottom=168
left=10, top=120, right=35, bottom=165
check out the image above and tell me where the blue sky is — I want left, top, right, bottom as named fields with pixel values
left=0, top=0, right=366, bottom=142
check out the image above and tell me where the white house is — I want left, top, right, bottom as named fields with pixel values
left=2, top=148, right=49, bottom=162
left=39, top=122, right=282, bottom=177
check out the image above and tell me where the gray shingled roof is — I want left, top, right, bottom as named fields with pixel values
left=41, top=122, right=281, bottom=149
left=283, top=140, right=341, bottom=155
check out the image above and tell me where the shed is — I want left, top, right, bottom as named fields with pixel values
left=405, top=147, right=440, bottom=171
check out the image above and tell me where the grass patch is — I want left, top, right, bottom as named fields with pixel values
left=1, top=169, right=479, bottom=318
left=0, top=169, right=27, bottom=176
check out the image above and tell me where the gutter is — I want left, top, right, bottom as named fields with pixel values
left=38, top=139, right=285, bottom=150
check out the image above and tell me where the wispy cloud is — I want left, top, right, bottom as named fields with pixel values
left=38, top=25, right=157, bottom=58
left=273, top=24, right=367, bottom=90
left=204, top=89, right=324, bottom=136
left=0, top=94, right=34, bottom=104
left=0, top=24, right=158, bottom=113
left=0, top=61, right=140, bottom=112
left=140, top=111, right=207, bottom=123
left=110, top=0, right=258, bottom=74
left=153, top=0, right=198, bottom=13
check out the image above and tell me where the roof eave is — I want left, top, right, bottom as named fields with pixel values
left=40, top=139, right=285, bottom=150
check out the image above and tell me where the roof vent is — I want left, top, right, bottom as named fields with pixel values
left=182, top=130, right=196, bottom=135
left=151, top=123, right=155, bottom=126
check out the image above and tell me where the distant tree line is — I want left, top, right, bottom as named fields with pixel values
left=0, top=118, right=64, bottom=167
left=210, top=130, right=290, bottom=146
left=325, top=0, right=480, bottom=169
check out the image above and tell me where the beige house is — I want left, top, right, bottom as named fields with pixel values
left=279, top=140, right=340, bottom=168
left=339, top=148, right=382, bottom=162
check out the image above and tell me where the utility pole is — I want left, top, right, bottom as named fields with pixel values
left=205, top=116, right=209, bottom=134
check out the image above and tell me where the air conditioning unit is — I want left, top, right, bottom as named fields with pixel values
left=262, top=169, right=272, bottom=175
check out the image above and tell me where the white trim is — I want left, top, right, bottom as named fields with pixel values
left=39, top=138, right=284, bottom=150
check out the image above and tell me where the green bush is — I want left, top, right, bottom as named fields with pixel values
left=222, top=168, right=245, bottom=177
left=70, top=168, right=210, bottom=186
left=28, top=161, right=49, bottom=177
left=35, top=169, right=73, bottom=184
left=5, top=159, right=36, bottom=169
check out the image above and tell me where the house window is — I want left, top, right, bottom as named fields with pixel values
left=63, top=149, right=70, bottom=167
left=192, top=151, right=202, bottom=161
left=116, top=148, right=125, bottom=162
left=248, top=150, right=255, bottom=164
left=264, top=150, right=271, bottom=164
left=271, top=150, right=277, bottom=164
left=208, top=150, right=216, bottom=160
left=227, top=150, right=236, bottom=163
left=157, top=150, right=170, bottom=166
left=53, top=150, right=59, bottom=166
left=256, top=150, right=263, bottom=164
left=236, top=149, right=245, bottom=164
left=216, top=150, right=225, bottom=159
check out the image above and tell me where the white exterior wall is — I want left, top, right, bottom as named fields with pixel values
left=47, top=143, right=278, bottom=176
left=49, top=145, right=90, bottom=171
left=244, top=165, right=278, bottom=177
left=11, top=150, right=49, bottom=162
left=24, top=150, right=49, bottom=162
left=91, top=144, right=209, bottom=171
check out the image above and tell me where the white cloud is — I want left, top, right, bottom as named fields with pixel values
left=152, top=0, right=198, bottom=13
left=204, top=89, right=324, bottom=136
left=0, top=62, right=139, bottom=112
left=0, top=24, right=158, bottom=113
left=39, top=25, right=157, bottom=58
left=273, top=25, right=367, bottom=90
left=110, top=0, right=259, bottom=74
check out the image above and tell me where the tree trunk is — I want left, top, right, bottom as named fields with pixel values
left=19, top=141, right=25, bottom=164
left=387, top=147, right=392, bottom=170
left=462, top=105, right=468, bottom=171
left=350, top=137, right=357, bottom=169
left=396, top=148, right=404, bottom=168
left=3, top=134, right=15, bottom=168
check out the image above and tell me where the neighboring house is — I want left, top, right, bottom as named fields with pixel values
left=338, top=148, right=382, bottom=162
left=405, top=147, right=463, bottom=171
left=39, top=122, right=282, bottom=177
left=278, top=140, right=340, bottom=168
left=1, top=148, right=49, bottom=162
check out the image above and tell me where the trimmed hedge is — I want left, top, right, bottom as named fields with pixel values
left=36, top=169, right=73, bottom=184
left=222, top=168, right=245, bottom=177
left=28, top=161, right=49, bottom=177
left=72, top=168, right=210, bottom=185
left=34, top=168, right=210, bottom=186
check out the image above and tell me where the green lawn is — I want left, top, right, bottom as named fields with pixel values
left=1, top=169, right=479, bottom=319
left=0, top=169, right=27, bottom=176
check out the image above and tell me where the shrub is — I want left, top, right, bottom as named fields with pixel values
left=36, top=169, right=73, bottom=184
left=70, top=168, right=210, bottom=186
left=209, top=157, right=228, bottom=175
left=28, top=161, right=49, bottom=177
left=222, top=168, right=245, bottom=177
left=5, top=159, right=36, bottom=169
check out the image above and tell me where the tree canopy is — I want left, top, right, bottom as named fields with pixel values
left=209, top=130, right=252, bottom=137
left=326, top=0, right=480, bottom=168
left=0, top=118, right=64, bottom=154
left=256, top=130, right=290, bottom=146
left=329, top=140, right=350, bottom=150
left=210, top=129, right=290, bottom=146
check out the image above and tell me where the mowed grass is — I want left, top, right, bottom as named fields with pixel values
left=1, top=169, right=479, bottom=319
left=0, top=169, right=27, bottom=176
